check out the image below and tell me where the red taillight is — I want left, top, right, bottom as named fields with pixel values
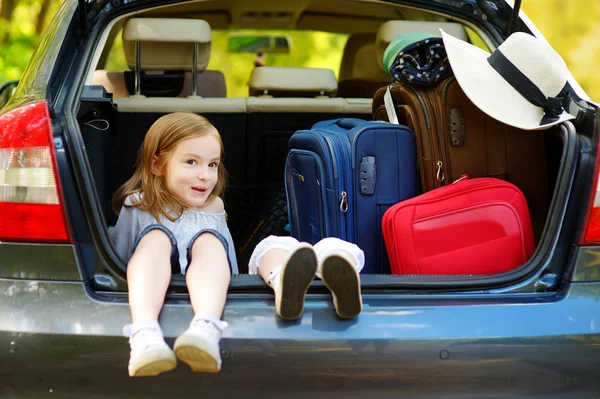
left=581, top=142, right=600, bottom=244
left=0, top=101, right=71, bottom=243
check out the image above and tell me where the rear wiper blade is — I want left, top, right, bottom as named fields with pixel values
left=77, top=0, right=112, bottom=36
left=87, top=0, right=112, bottom=20
left=507, top=0, right=523, bottom=35
left=77, top=0, right=88, bottom=36
left=476, top=0, right=506, bottom=33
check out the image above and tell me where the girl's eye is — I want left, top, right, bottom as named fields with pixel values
left=209, top=162, right=219, bottom=168
left=186, top=160, right=197, bottom=165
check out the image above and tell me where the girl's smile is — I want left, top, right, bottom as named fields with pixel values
left=191, top=186, right=209, bottom=197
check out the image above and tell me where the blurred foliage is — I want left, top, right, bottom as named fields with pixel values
left=1, top=0, right=600, bottom=100
left=521, top=0, right=600, bottom=101
left=0, top=0, right=61, bottom=82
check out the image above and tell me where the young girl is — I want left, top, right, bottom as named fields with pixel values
left=111, top=113, right=237, bottom=377
left=112, top=112, right=364, bottom=378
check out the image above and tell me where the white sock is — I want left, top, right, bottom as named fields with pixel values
left=191, top=312, right=228, bottom=331
left=122, top=320, right=161, bottom=338
left=267, top=264, right=283, bottom=293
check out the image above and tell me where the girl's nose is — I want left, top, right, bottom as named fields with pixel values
left=197, top=167, right=209, bottom=180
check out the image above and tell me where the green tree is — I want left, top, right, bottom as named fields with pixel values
left=0, top=0, right=61, bottom=82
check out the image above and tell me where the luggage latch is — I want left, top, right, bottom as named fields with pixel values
left=359, top=156, right=376, bottom=195
left=449, top=108, right=465, bottom=147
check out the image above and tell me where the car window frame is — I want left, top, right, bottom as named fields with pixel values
left=2, top=0, right=77, bottom=114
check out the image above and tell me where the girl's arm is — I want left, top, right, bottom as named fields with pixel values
left=110, top=205, right=137, bottom=263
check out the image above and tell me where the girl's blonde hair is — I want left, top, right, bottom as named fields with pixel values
left=112, top=113, right=227, bottom=221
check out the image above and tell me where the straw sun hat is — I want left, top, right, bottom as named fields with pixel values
left=440, top=29, right=576, bottom=130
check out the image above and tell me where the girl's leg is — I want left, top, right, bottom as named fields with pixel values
left=127, top=230, right=173, bottom=323
left=258, top=248, right=291, bottom=284
left=249, top=235, right=301, bottom=285
left=125, top=228, right=177, bottom=377
left=313, top=237, right=365, bottom=277
left=185, top=231, right=230, bottom=317
left=249, top=236, right=317, bottom=320
left=174, top=231, right=230, bottom=373
left=313, top=238, right=364, bottom=319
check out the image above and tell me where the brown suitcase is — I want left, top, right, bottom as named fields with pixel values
left=372, top=77, right=549, bottom=241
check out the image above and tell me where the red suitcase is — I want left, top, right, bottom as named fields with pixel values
left=382, top=177, right=535, bottom=275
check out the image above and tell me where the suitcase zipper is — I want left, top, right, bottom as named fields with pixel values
left=339, top=132, right=354, bottom=240
left=321, top=134, right=338, bottom=179
left=335, top=134, right=354, bottom=240
left=414, top=88, right=445, bottom=188
left=441, top=77, right=456, bottom=105
left=320, top=132, right=352, bottom=241
left=412, top=89, right=431, bottom=130
left=435, top=78, right=459, bottom=185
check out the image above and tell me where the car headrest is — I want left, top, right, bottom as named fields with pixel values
left=375, top=20, right=468, bottom=71
left=339, top=34, right=390, bottom=82
left=123, top=18, right=212, bottom=71
left=249, top=67, right=338, bottom=97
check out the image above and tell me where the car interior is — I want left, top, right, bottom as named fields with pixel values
left=77, top=0, right=573, bottom=282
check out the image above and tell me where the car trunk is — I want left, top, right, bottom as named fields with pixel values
left=73, top=84, right=593, bottom=293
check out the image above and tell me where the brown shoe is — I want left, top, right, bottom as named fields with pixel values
left=321, top=251, right=362, bottom=319
left=274, top=243, right=317, bottom=320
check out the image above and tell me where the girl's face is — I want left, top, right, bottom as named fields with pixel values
left=158, top=133, right=221, bottom=209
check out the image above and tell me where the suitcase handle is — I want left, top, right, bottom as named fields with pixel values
left=336, top=118, right=365, bottom=129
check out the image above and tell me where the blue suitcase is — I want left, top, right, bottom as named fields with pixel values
left=285, top=118, right=418, bottom=274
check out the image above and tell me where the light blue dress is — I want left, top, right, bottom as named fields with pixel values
left=110, top=194, right=238, bottom=274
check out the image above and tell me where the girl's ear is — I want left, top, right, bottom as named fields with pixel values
left=151, top=156, right=162, bottom=176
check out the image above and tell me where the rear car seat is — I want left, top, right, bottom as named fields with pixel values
left=105, top=18, right=245, bottom=113
left=245, top=66, right=371, bottom=184
left=247, top=66, right=371, bottom=114
left=337, top=33, right=391, bottom=98
left=91, top=70, right=227, bottom=99
left=91, top=19, right=227, bottom=99
left=247, top=66, right=344, bottom=113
